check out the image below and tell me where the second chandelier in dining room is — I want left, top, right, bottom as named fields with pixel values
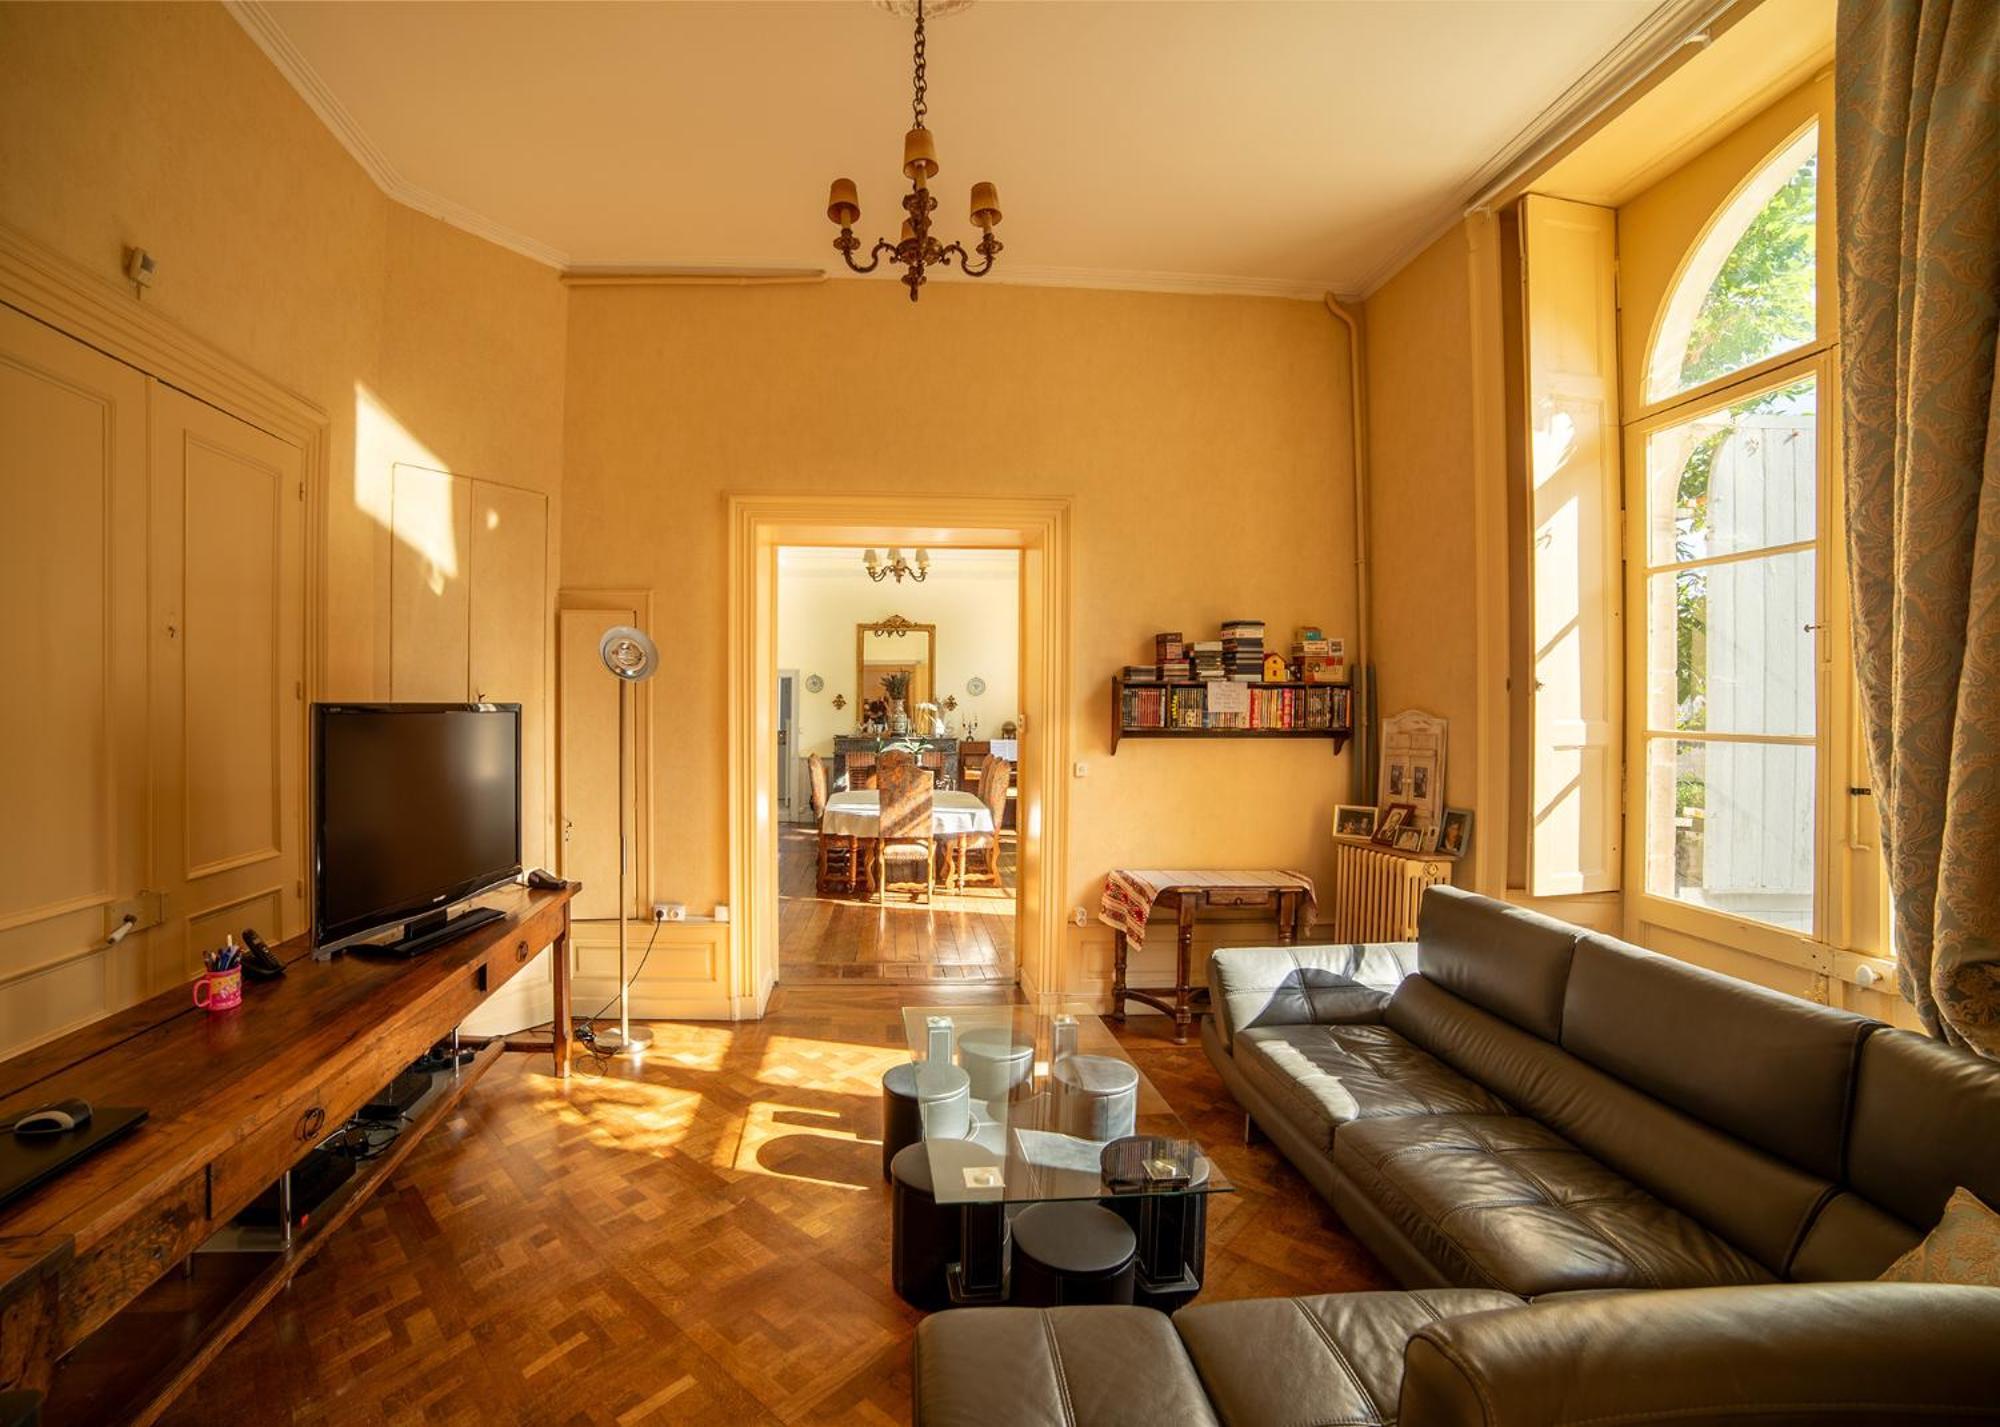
left=824, top=0, right=1003, bottom=302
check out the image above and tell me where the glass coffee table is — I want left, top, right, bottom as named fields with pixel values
left=899, top=1002, right=1232, bottom=1304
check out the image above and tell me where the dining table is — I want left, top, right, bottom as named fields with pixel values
left=820, top=789, right=997, bottom=892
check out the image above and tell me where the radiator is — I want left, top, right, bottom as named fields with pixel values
left=1330, top=840, right=1449, bottom=942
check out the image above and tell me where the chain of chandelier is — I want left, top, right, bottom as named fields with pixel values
left=824, top=0, right=1003, bottom=302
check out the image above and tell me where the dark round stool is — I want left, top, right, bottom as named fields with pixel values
left=1009, top=1201, right=1137, bottom=1307
left=890, top=1142, right=952, bottom=1310
left=881, top=1063, right=922, bottom=1181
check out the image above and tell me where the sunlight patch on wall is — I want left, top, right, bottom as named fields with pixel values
left=354, top=381, right=457, bottom=580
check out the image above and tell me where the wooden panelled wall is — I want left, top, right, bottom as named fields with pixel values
left=0, top=306, right=306, bottom=1054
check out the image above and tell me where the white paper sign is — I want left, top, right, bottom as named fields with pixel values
left=1207, top=681, right=1249, bottom=714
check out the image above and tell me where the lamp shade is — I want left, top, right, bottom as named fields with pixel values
left=599, top=625, right=659, bottom=682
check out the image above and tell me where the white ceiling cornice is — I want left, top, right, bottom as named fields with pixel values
left=227, top=0, right=570, bottom=270
left=1354, top=0, right=1734, bottom=299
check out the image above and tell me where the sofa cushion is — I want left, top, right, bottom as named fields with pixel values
left=1333, top=1114, right=1774, bottom=1296
left=1414, top=888, right=1578, bottom=1041
left=1560, top=932, right=1875, bottom=1179
left=1234, top=1024, right=1509, bottom=1154
left=1208, top=942, right=1417, bottom=1048
left=1386, top=975, right=1835, bottom=1277
left=1398, top=1283, right=2000, bottom=1427
left=1785, top=1190, right=1921, bottom=1282
left=1173, top=1288, right=1520, bottom=1426
left=1845, top=1027, right=2000, bottom=1230
left=914, top=1306, right=1216, bottom=1427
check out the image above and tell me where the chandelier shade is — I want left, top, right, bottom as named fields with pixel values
left=824, top=0, right=1003, bottom=302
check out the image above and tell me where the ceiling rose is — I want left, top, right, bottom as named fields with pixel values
left=871, top=0, right=975, bottom=19
left=825, top=0, right=1003, bottom=302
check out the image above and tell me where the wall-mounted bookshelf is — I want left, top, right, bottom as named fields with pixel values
left=1111, top=676, right=1352, bottom=755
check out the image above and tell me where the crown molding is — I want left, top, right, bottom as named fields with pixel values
left=226, top=0, right=570, bottom=271
left=1355, top=0, right=1736, bottom=299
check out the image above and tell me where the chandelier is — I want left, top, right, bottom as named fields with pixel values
left=824, top=0, right=1003, bottom=302
left=863, top=547, right=929, bottom=583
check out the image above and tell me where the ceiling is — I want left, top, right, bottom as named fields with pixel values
left=231, top=0, right=1666, bottom=299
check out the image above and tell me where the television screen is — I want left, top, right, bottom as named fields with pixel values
left=313, top=703, right=522, bottom=950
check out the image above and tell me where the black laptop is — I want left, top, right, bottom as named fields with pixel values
left=0, top=1107, right=148, bottom=1215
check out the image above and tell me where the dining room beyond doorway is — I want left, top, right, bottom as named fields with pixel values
left=775, top=546, right=1021, bottom=985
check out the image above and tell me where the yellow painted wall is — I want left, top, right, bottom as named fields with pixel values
left=0, top=2, right=566, bottom=701
left=1364, top=223, right=1484, bottom=821
left=563, top=282, right=1360, bottom=996
left=0, top=1, right=566, bottom=1038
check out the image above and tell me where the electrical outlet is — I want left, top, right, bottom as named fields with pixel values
left=652, top=902, right=685, bottom=923
left=1072, top=906, right=1090, bottom=928
left=1073, top=761, right=1088, bottom=778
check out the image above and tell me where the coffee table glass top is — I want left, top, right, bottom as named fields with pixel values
left=899, top=1003, right=1233, bottom=1206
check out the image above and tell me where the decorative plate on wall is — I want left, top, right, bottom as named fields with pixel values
left=805, top=674, right=824, bottom=693
left=966, top=676, right=987, bottom=696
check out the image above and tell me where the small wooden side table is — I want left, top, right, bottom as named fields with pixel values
left=1102, top=872, right=1315, bottom=1045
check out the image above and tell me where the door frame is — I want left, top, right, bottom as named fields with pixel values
left=775, top=668, right=799, bottom=822
left=727, top=494, right=1072, bottom=1018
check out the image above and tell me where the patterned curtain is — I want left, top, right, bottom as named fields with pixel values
left=1836, top=0, right=2000, bottom=1056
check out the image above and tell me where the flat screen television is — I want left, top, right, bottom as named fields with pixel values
left=313, top=703, right=522, bottom=955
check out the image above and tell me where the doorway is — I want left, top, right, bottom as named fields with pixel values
left=725, top=494, right=1072, bottom=1019
left=774, top=548, right=1021, bottom=985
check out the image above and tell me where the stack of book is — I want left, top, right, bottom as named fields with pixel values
left=1291, top=626, right=1347, bottom=684
left=1221, top=620, right=1266, bottom=679
left=1191, top=641, right=1225, bottom=680
left=1122, top=664, right=1161, bottom=683
left=1154, top=632, right=1190, bottom=682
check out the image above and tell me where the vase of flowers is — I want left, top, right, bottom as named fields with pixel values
left=881, top=671, right=911, bottom=734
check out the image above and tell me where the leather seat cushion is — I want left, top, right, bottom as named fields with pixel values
left=1334, top=1114, right=1774, bottom=1296
left=1174, top=1288, right=1520, bottom=1426
left=914, top=1307, right=1217, bottom=1427
left=1234, top=1024, right=1510, bottom=1153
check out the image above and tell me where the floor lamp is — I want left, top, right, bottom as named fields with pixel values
left=598, top=625, right=658, bottom=1057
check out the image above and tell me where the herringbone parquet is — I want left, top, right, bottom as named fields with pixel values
left=159, top=984, right=1390, bottom=1426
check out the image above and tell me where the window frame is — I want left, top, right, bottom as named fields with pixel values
left=1619, top=119, right=1885, bottom=966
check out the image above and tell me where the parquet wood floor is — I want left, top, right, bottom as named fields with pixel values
left=160, top=985, right=1391, bottom=1427
left=777, top=824, right=1015, bottom=985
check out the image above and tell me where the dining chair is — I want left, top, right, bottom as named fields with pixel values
left=875, top=761, right=935, bottom=904
left=848, top=752, right=878, bottom=790
left=810, top=754, right=857, bottom=894
left=955, top=755, right=1012, bottom=889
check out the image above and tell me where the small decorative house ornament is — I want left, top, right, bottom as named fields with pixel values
left=1262, top=652, right=1290, bottom=682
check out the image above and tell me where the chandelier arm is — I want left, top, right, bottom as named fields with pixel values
left=938, top=239, right=1000, bottom=279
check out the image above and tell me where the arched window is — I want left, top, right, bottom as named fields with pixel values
left=1646, top=125, right=1818, bottom=403
left=1630, top=117, right=1845, bottom=944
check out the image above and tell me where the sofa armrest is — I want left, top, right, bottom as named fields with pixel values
left=1398, top=1282, right=2000, bottom=1426
left=1206, top=942, right=1417, bottom=1050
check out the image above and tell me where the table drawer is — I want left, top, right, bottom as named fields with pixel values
left=208, top=1091, right=330, bottom=1221
left=61, top=1170, right=209, bottom=1346
left=1197, top=888, right=1278, bottom=909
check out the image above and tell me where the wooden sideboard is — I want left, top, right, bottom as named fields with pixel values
left=0, top=882, right=574, bottom=1426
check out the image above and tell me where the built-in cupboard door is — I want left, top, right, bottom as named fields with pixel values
left=0, top=305, right=149, bottom=1048
left=148, top=382, right=306, bottom=983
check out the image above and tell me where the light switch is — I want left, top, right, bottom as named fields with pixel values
left=1073, top=761, right=1088, bottom=778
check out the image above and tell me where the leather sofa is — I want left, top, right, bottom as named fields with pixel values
left=1202, top=886, right=2000, bottom=1294
left=913, top=888, right=2000, bottom=1424
left=914, top=1281, right=2000, bottom=1425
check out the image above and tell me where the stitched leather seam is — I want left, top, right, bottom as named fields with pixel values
left=1291, top=1298, right=1387, bottom=1426
left=1038, top=1312, right=1076, bottom=1427
left=1414, top=1333, right=1502, bottom=1423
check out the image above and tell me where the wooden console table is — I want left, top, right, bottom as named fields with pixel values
left=1099, top=870, right=1317, bottom=1045
left=0, top=882, right=575, bottom=1426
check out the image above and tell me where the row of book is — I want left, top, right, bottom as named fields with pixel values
left=1221, top=619, right=1265, bottom=678
left=1120, top=683, right=1352, bottom=732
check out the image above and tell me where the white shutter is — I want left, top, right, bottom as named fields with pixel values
left=1522, top=196, right=1622, bottom=895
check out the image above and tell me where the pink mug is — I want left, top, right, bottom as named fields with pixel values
left=193, top=966, right=243, bottom=1012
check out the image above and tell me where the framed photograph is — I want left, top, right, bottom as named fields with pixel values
left=1436, top=807, right=1473, bottom=860
left=1373, top=802, right=1416, bottom=845
left=1333, top=804, right=1378, bottom=839
left=1386, top=762, right=1406, bottom=798
left=1394, top=828, right=1423, bottom=852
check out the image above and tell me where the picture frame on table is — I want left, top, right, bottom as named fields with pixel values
left=1373, top=802, right=1416, bottom=845
left=1436, top=807, right=1473, bottom=859
left=1333, top=804, right=1378, bottom=839
left=1394, top=828, right=1423, bottom=852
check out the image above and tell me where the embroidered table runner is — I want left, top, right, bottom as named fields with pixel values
left=1098, top=869, right=1318, bottom=952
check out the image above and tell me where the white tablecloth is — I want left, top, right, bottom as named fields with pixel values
left=822, top=790, right=995, bottom=839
